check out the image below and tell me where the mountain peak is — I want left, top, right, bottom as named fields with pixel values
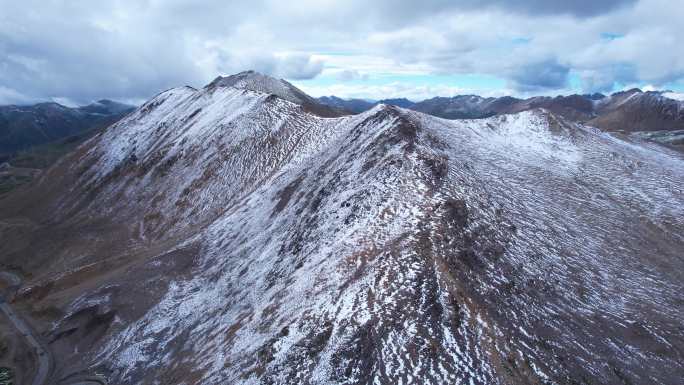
left=611, top=88, right=643, bottom=97
left=206, top=71, right=307, bottom=105
left=206, top=70, right=348, bottom=117
left=208, top=70, right=270, bottom=86
left=95, top=99, right=124, bottom=106
left=376, top=98, right=415, bottom=109
left=206, top=70, right=296, bottom=96
left=79, top=99, right=135, bottom=115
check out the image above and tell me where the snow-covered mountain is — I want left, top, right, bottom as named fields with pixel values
left=318, top=89, right=684, bottom=147
left=209, top=71, right=347, bottom=117
left=1, top=71, right=683, bottom=385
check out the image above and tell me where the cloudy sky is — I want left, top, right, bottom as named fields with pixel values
left=1, top=0, right=683, bottom=105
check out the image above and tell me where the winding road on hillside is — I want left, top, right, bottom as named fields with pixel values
left=0, top=272, right=108, bottom=385
left=0, top=272, right=53, bottom=385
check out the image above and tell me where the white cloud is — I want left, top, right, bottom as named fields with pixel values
left=333, top=69, right=369, bottom=82
left=663, top=92, right=684, bottom=101
left=0, top=86, right=34, bottom=105
left=0, top=0, right=681, bottom=103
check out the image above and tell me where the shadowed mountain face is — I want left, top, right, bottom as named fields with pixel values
left=316, top=96, right=375, bottom=114
left=0, top=100, right=134, bottom=157
left=1, top=72, right=683, bottom=385
left=377, top=98, right=415, bottom=109
left=589, top=89, right=684, bottom=132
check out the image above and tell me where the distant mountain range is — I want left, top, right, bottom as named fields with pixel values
left=315, top=96, right=375, bottom=114
left=2, top=87, right=681, bottom=162
left=317, top=89, right=684, bottom=149
left=0, top=99, right=135, bottom=158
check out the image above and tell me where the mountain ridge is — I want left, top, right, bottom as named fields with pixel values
left=317, top=88, right=684, bottom=148
left=208, top=71, right=348, bottom=117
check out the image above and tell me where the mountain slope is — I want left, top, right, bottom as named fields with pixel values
left=1, top=73, right=683, bottom=385
left=590, top=89, right=684, bottom=132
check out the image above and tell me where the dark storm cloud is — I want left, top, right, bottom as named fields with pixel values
left=509, top=60, right=570, bottom=91
left=372, top=0, right=638, bottom=20
left=464, top=0, right=637, bottom=17
left=579, top=63, right=639, bottom=93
